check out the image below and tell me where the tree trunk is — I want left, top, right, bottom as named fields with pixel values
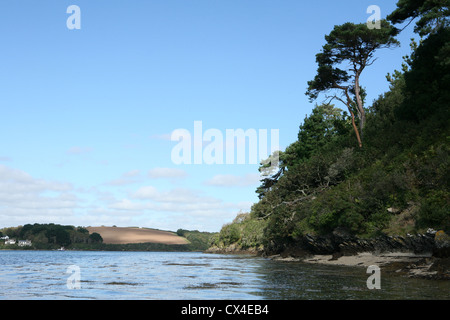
left=354, top=74, right=365, bottom=139
left=349, top=108, right=363, bottom=148
left=343, top=88, right=363, bottom=148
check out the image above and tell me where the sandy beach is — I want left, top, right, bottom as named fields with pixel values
left=87, top=226, right=189, bottom=245
left=301, top=251, right=432, bottom=267
left=271, top=251, right=431, bottom=267
left=269, top=251, right=450, bottom=279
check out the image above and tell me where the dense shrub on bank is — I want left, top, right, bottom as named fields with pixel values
left=213, top=7, right=450, bottom=252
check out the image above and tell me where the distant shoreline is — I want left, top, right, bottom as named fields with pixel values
left=1, top=225, right=216, bottom=252
left=206, top=231, right=450, bottom=280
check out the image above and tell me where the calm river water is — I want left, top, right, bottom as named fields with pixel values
left=0, top=251, right=448, bottom=300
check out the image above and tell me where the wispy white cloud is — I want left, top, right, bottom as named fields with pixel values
left=104, top=170, right=143, bottom=186
left=107, top=198, right=153, bottom=211
left=131, top=186, right=216, bottom=204
left=0, top=164, right=78, bottom=226
left=105, top=184, right=252, bottom=230
left=0, top=165, right=72, bottom=193
left=0, top=164, right=255, bottom=231
left=204, top=173, right=261, bottom=187
left=148, top=167, right=187, bottom=179
left=103, top=168, right=187, bottom=186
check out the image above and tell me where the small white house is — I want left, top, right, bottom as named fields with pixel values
left=18, top=240, right=32, bottom=247
left=5, top=239, right=16, bottom=245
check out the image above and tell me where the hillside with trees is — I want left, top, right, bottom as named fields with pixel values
left=209, top=0, right=449, bottom=256
left=0, top=223, right=215, bottom=251
left=0, top=223, right=103, bottom=250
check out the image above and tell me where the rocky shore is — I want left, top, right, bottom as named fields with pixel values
left=206, top=228, right=450, bottom=280
left=205, top=243, right=263, bottom=255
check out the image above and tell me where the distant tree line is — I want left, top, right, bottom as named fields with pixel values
left=1, top=224, right=215, bottom=251
left=176, top=229, right=217, bottom=251
left=0, top=223, right=103, bottom=248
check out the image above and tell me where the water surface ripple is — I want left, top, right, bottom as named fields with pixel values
left=0, top=251, right=448, bottom=299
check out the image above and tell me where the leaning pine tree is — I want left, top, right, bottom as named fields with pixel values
left=306, top=20, right=399, bottom=148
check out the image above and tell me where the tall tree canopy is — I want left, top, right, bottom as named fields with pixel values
left=307, top=20, right=399, bottom=148
left=389, top=0, right=449, bottom=121
left=388, top=0, right=450, bottom=36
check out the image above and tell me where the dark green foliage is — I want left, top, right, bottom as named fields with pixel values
left=256, top=104, right=350, bottom=199
left=395, top=28, right=450, bottom=122
left=179, top=229, right=216, bottom=251
left=417, top=190, right=450, bottom=231
left=219, top=223, right=241, bottom=245
left=17, top=223, right=81, bottom=247
left=77, top=227, right=89, bottom=234
left=211, top=213, right=266, bottom=250
left=387, top=0, right=449, bottom=36
left=296, top=104, right=347, bottom=162
left=45, top=224, right=73, bottom=246
left=215, top=8, right=449, bottom=251
left=88, top=232, right=103, bottom=243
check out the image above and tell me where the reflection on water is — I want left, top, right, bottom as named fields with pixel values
left=0, top=251, right=448, bottom=300
left=253, top=260, right=449, bottom=300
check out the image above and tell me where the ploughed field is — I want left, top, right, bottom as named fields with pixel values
left=87, top=226, right=189, bottom=245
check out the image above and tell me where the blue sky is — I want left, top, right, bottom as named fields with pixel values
left=0, top=0, right=416, bottom=232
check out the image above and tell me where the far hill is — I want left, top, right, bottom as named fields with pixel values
left=87, top=226, right=189, bottom=245
left=0, top=223, right=216, bottom=251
